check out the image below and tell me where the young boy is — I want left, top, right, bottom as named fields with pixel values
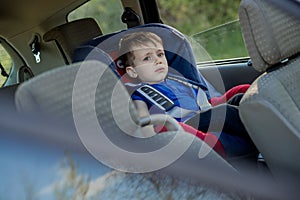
left=118, top=31, right=257, bottom=158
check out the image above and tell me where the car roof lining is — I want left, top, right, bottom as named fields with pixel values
left=0, top=0, right=89, bottom=38
left=0, top=0, right=146, bottom=39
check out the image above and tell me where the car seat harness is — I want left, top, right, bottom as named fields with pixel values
left=126, top=75, right=212, bottom=120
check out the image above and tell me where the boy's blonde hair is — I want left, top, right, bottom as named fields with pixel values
left=119, top=31, right=163, bottom=67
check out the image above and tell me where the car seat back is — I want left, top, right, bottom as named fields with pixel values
left=15, top=50, right=238, bottom=185
left=73, top=23, right=221, bottom=97
left=0, top=84, right=19, bottom=111
left=239, top=0, right=300, bottom=180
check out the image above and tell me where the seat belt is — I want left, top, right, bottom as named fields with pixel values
left=0, top=62, right=9, bottom=78
left=136, top=84, right=196, bottom=119
left=132, top=76, right=212, bottom=119
left=196, top=89, right=212, bottom=111
left=168, top=76, right=212, bottom=111
left=137, top=84, right=174, bottom=111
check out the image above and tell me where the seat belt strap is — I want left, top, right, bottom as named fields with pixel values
left=136, top=85, right=198, bottom=119
left=196, top=88, right=212, bottom=111
left=131, top=76, right=212, bottom=119
left=168, top=76, right=211, bottom=111
left=136, top=85, right=174, bottom=111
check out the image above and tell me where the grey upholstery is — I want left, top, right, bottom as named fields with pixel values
left=44, top=18, right=102, bottom=64
left=239, top=0, right=300, bottom=179
left=15, top=59, right=238, bottom=184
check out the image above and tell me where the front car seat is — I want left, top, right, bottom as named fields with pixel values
left=14, top=56, right=239, bottom=191
left=238, top=0, right=300, bottom=180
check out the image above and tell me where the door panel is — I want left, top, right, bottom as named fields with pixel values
left=198, top=61, right=262, bottom=93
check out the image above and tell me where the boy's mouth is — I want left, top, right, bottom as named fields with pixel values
left=155, top=67, right=166, bottom=72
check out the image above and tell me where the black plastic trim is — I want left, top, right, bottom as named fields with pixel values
left=139, top=0, right=160, bottom=24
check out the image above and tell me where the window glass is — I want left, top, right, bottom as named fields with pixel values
left=0, top=44, right=12, bottom=86
left=191, top=20, right=248, bottom=62
left=158, top=0, right=248, bottom=62
left=68, top=0, right=126, bottom=34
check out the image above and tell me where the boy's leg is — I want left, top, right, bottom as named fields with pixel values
left=179, top=122, right=257, bottom=158
left=209, top=84, right=250, bottom=106
left=155, top=122, right=226, bottom=157
left=185, top=104, right=258, bottom=156
left=226, top=93, right=244, bottom=106
left=185, top=104, right=250, bottom=139
left=178, top=122, right=226, bottom=157
left=215, top=132, right=258, bottom=157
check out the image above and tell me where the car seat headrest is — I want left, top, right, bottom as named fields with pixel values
left=15, top=59, right=140, bottom=132
left=239, top=0, right=300, bottom=72
left=73, top=23, right=205, bottom=85
left=44, top=18, right=102, bottom=64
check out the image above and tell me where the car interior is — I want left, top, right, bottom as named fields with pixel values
left=1, top=0, right=300, bottom=199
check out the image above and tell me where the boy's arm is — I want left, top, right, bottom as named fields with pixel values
left=133, top=100, right=157, bottom=137
left=134, top=100, right=151, bottom=118
left=133, top=100, right=177, bottom=134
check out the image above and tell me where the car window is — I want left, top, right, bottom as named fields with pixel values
left=68, top=0, right=126, bottom=34
left=158, top=1, right=248, bottom=63
left=0, top=43, right=12, bottom=86
left=191, top=20, right=248, bottom=62
left=69, top=0, right=248, bottom=63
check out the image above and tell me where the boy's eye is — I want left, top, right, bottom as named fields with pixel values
left=143, top=56, right=152, bottom=61
left=157, top=52, right=164, bottom=57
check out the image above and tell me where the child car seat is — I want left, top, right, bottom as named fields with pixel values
left=73, top=23, right=221, bottom=99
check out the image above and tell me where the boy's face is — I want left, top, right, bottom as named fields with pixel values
left=125, top=41, right=168, bottom=84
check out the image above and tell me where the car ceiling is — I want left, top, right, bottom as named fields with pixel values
left=0, top=0, right=88, bottom=38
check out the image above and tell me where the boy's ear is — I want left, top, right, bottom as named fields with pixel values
left=126, top=66, right=138, bottom=78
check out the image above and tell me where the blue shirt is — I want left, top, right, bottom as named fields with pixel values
left=131, top=79, right=202, bottom=122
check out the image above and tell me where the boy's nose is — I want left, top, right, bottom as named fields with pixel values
left=155, top=60, right=162, bottom=64
left=155, top=56, right=163, bottom=64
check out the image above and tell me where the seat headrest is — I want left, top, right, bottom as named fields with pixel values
left=15, top=56, right=139, bottom=129
left=44, top=18, right=102, bottom=63
left=73, top=23, right=207, bottom=87
left=239, top=0, right=300, bottom=72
